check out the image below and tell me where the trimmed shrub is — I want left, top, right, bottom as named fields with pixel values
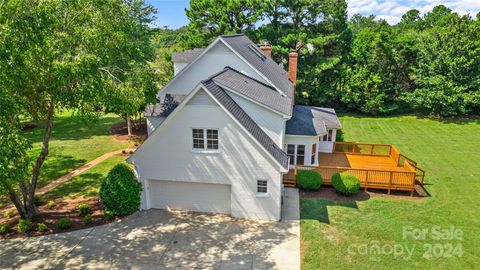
left=296, top=170, right=323, bottom=191
left=100, top=164, right=141, bottom=215
left=78, top=204, right=90, bottom=215
left=46, top=201, right=56, bottom=209
left=0, top=223, right=11, bottom=235
left=84, top=214, right=93, bottom=224
left=57, top=217, right=72, bottom=230
left=331, top=173, right=361, bottom=195
left=37, top=223, right=48, bottom=233
left=34, top=195, right=43, bottom=206
left=4, top=210, right=16, bottom=218
left=18, top=219, right=33, bottom=233
left=104, top=210, right=115, bottom=221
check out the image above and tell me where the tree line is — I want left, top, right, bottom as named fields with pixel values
left=158, top=1, right=480, bottom=117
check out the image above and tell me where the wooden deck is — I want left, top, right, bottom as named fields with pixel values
left=283, top=142, right=426, bottom=195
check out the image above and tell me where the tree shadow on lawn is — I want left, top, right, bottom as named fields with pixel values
left=37, top=155, right=88, bottom=189
left=338, top=112, right=480, bottom=125
left=300, top=187, right=370, bottom=224
left=22, top=114, right=122, bottom=143
left=42, top=172, right=104, bottom=200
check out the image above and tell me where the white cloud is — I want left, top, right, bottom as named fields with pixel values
left=347, top=0, right=480, bottom=24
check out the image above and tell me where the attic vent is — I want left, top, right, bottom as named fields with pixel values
left=248, top=44, right=267, bottom=61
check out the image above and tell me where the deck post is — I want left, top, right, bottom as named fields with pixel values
left=388, top=189, right=391, bottom=195
left=410, top=190, right=414, bottom=197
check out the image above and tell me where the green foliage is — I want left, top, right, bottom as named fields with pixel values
left=0, top=0, right=156, bottom=218
left=4, top=210, right=16, bottom=218
left=17, top=219, right=33, bottom=233
left=37, top=223, right=48, bottom=233
left=33, top=195, right=43, bottom=206
left=46, top=201, right=56, bottom=209
left=77, top=204, right=90, bottom=216
left=104, top=210, right=116, bottom=221
left=296, top=170, right=323, bottom=191
left=331, top=173, right=360, bottom=195
left=181, top=0, right=263, bottom=48
left=405, top=14, right=480, bottom=116
left=84, top=214, right=93, bottom=224
left=100, top=164, right=141, bottom=215
left=56, top=218, right=72, bottom=230
left=0, top=223, right=11, bottom=235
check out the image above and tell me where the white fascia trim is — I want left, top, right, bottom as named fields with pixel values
left=156, top=37, right=224, bottom=99
left=216, top=82, right=290, bottom=118
left=218, top=37, right=287, bottom=97
left=131, top=83, right=288, bottom=173
left=285, top=134, right=322, bottom=138
left=128, top=84, right=207, bottom=162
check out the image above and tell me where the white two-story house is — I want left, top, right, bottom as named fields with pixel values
left=127, top=34, right=341, bottom=221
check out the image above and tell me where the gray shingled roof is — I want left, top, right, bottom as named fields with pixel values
left=286, top=105, right=341, bottom=136
left=202, top=79, right=289, bottom=169
left=221, top=34, right=294, bottom=99
left=172, top=48, right=204, bottom=63
left=144, top=94, right=187, bottom=117
left=210, top=67, right=293, bottom=116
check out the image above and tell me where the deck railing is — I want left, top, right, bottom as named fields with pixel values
left=296, top=165, right=417, bottom=193
left=334, top=142, right=425, bottom=184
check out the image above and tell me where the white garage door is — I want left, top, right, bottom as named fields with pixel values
left=148, top=180, right=231, bottom=214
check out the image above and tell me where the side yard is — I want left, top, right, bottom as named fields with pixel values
left=1, top=111, right=139, bottom=236
left=301, top=116, right=480, bottom=269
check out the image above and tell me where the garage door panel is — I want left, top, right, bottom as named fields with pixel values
left=148, top=180, right=231, bottom=214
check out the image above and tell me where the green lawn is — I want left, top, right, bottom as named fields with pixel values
left=42, top=155, right=126, bottom=200
left=24, top=111, right=134, bottom=188
left=0, top=111, right=133, bottom=208
left=301, top=115, right=480, bottom=269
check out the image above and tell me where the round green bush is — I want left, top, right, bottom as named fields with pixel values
left=103, top=210, right=116, bottom=221
left=331, top=173, right=361, bottom=195
left=57, top=217, right=72, bottom=230
left=296, top=170, right=323, bottom=190
left=0, top=223, right=11, bottom=235
left=83, top=214, right=93, bottom=224
left=37, top=223, right=48, bottom=233
left=17, top=219, right=33, bottom=233
left=100, top=164, right=142, bottom=215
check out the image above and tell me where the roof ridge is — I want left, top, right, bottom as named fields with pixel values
left=200, top=67, right=231, bottom=84
left=217, top=66, right=278, bottom=91
left=220, top=33, right=245, bottom=38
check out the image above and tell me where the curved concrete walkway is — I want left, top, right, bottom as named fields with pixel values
left=0, top=209, right=300, bottom=270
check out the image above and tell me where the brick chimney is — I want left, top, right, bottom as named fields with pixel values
left=288, top=51, right=298, bottom=101
left=259, top=44, right=272, bottom=57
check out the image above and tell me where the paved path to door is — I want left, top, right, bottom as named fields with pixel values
left=0, top=209, right=300, bottom=269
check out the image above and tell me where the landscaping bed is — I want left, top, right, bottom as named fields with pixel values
left=0, top=197, right=113, bottom=239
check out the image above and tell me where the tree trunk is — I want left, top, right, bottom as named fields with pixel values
left=126, top=114, right=132, bottom=136
left=24, top=101, right=55, bottom=218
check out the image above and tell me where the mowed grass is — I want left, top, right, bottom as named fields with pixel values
left=0, top=111, right=133, bottom=208
left=23, top=110, right=134, bottom=188
left=42, top=155, right=127, bottom=200
left=301, top=115, right=480, bottom=269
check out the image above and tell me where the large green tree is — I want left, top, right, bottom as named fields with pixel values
left=180, top=0, right=264, bottom=48
left=0, top=0, right=156, bottom=218
left=406, top=13, right=480, bottom=116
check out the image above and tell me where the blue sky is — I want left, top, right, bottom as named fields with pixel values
left=147, top=0, right=480, bottom=28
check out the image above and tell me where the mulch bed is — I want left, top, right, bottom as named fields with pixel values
left=109, top=120, right=147, bottom=143
left=0, top=197, right=115, bottom=239
left=301, top=185, right=426, bottom=201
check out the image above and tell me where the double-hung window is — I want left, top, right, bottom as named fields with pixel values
left=311, top=144, right=317, bottom=164
left=322, top=130, right=334, bottom=142
left=192, top=128, right=219, bottom=151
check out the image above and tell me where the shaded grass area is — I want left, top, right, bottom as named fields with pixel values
left=301, top=115, right=480, bottom=269
left=0, top=111, right=133, bottom=208
left=23, top=110, right=134, bottom=189
left=42, top=155, right=127, bottom=200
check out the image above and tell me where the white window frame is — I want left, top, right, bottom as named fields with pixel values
left=191, top=128, right=220, bottom=153
left=256, top=179, right=269, bottom=197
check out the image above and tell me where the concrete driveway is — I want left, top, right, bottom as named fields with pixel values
left=0, top=205, right=299, bottom=269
